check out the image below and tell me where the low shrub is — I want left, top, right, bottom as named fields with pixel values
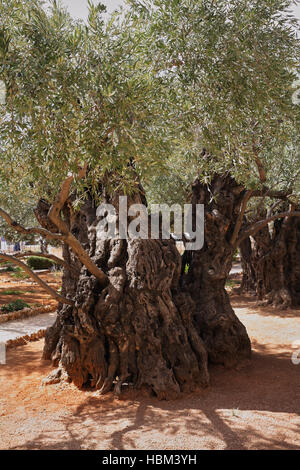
left=4, top=265, right=15, bottom=272
left=0, top=262, right=15, bottom=272
left=26, top=256, right=57, bottom=270
left=1, top=299, right=30, bottom=313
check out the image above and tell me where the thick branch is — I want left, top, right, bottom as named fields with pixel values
left=230, top=190, right=253, bottom=247
left=0, top=253, right=74, bottom=306
left=237, top=211, right=300, bottom=245
left=62, top=234, right=108, bottom=286
left=250, top=187, right=294, bottom=203
left=48, top=172, right=109, bottom=287
left=254, top=156, right=267, bottom=183
left=0, top=169, right=108, bottom=287
left=267, top=200, right=283, bottom=218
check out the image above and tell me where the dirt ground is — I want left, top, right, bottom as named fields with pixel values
left=0, top=293, right=299, bottom=450
left=0, top=271, right=61, bottom=311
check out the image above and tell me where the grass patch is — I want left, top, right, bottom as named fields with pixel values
left=1, top=299, right=30, bottom=313
left=0, top=289, right=34, bottom=296
left=2, top=265, right=15, bottom=272
left=1, top=289, right=24, bottom=296
left=10, top=267, right=29, bottom=280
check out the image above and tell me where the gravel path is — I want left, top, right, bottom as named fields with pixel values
left=0, top=312, right=56, bottom=344
left=0, top=295, right=299, bottom=450
left=230, top=263, right=242, bottom=275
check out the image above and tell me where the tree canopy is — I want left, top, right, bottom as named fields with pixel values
left=0, top=0, right=298, bottom=209
left=138, top=0, right=300, bottom=204
left=0, top=0, right=179, bottom=203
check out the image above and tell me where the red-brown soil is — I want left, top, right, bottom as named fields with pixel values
left=0, top=271, right=61, bottom=312
left=0, top=293, right=299, bottom=450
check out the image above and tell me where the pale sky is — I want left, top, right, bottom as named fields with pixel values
left=57, top=0, right=300, bottom=22
left=59, top=0, right=124, bottom=19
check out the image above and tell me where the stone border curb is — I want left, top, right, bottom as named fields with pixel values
left=6, top=329, right=46, bottom=349
left=0, top=305, right=56, bottom=324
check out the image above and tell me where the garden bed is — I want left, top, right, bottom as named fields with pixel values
left=0, top=270, right=61, bottom=321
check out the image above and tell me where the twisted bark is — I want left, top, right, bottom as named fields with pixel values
left=43, top=189, right=210, bottom=399
left=181, top=175, right=251, bottom=368
left=1, top=172, right=254, bottom=398
left=240, top=213, right=300, bottom=308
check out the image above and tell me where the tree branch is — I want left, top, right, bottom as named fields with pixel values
left=0, top=208, right=65, bottom=242
left=0, top=253, right=74, bottom=306
left=267, top=200, right=283, bottom=218
left=252, top=138, right=266, bottom=184
left=47, top=170, right=109, bottom=287
left=250, top=187, right=294, bottom=203
left=230, top=190, right=253, bottom=247
left=254, top=156, right=267, bottom=183
left=0, top=165, right=108, bottom=287
left=237, top=211, right=300, bottom=245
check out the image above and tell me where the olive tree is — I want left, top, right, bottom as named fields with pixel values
left=0, top=0, right=298, bottom=397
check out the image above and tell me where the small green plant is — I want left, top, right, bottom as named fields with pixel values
left=3, top=265, right=15, bottom=272
left=1, top=299, right=30, bottom=313
left=0, top=260, right=12, bottom=267
left=184, top=263, right=190, bottom=274
left=226, top=279, right=240, bottom=288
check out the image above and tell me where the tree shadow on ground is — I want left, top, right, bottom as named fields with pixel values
left=3, top=293, right=300, bottom=450
left=7, top=347, right=300, bottom=451
left=0, top=345, right=49, bottom=381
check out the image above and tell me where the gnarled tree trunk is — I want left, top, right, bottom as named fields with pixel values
left=42, top=174, right=252, bottom=398
left=42, top=189, right=209, bottom=400
left=181, top=175, right=251, bottom=368
left=240, top=214, right=300, bottom=308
